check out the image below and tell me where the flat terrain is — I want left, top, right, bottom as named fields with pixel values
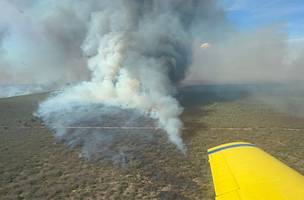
left=0, top=85, right=304, bottom=199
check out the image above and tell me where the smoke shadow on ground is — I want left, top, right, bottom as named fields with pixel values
left=178, top=83, right=304, bottom=108
left=178, top=83, right=304, bottom=141
left=178, top=84, right=254, bottom=108
left=178, top=84, right=253, bottom=141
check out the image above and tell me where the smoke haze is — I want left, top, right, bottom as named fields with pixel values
left=0, top=0, right=89, bottom=85
left=186, top=26, right=304, bottom=84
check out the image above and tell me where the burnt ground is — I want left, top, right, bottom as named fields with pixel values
left=0, top=85, right=304, bottom=199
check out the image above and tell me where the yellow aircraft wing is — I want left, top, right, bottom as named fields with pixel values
left=208, top=142, right=304, bottom=200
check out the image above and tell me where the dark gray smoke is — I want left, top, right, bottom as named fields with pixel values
left=34, top=0, right=228, bottom=158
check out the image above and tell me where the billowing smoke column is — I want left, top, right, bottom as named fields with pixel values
left=36, top=0, right=224, bottom=153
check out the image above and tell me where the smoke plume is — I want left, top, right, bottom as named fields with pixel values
left=5, top=0, right=303, bottom=160
left=32, top=0, right=228, bottom=157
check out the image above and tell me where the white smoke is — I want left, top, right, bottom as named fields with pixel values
left=35, top=0, right=227, bottom=155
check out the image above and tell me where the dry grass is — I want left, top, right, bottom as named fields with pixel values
left=0, top=85, right=304, bottom=199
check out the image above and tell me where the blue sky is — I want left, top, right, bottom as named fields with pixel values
left=218, top=0, right=304, bottom=41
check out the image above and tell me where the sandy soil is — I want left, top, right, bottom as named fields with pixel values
left=0, top=85, right=304, bottom=199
